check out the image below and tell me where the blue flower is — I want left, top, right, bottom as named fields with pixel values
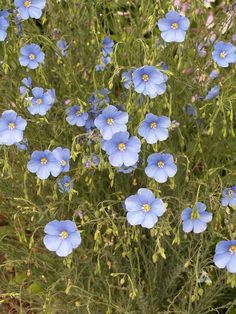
left=43, top=220, right=81, bottom=257
left=118, top=163, right=137, bottom=174
left=101, top=36, right=114, bottom=56
left=96, top=58, right=111, bottom=72
left=0, top=14, right=9, bottom=41
left=84, top=153, right=100, bottom=168
left=157, top=10, right=190, bottom=43
left=66, top=106, right=88, bottom=127
left=0, top=10, right=9, bottom=19
left=102, top=131, right=141, bottom=167
left=47, top=88, right=56, bottom=104
left=15, top=138, right=28, bottom=151
left=101, top=55, right=111, bottom=65
left=145, top=153, right=177, bottom=183
left=27, top=150, right=61, bottom=180
left=205, top=85, right=220, bottom=100
left=122, top=70, right=134, bottom=89
left=0, top=110, right=27, bottom=146
left=96, top=37, right=114, bottom=71
left=138, top=114, right=171, bottom=144
left=212, top=41, right=236, bottom=67
left=14, top=12, right=23, bottom=36
left=185, top=104, right=197, bottom=116
left=57, top=176, right=74, bottom=193
left=19, top=44, right=45, bottom=69
left=221, top=186, right=236, bottom=207
left=95, top=64, right=106, bottom=72
left=19, top=76, right=32, bottom=95
left=181, top=202, right=212, bottom=233
left=213, top=240, right=236, bottom=273
left=132, top=66, right=168, bottom=98
left=84, top=113, right=96, bottom=130
left=160, top=62, right=168, bottom=70
left=125, top=188, right=166, bottom=228
left=51, top=147, right=70, bottom=176
left=56, top=39, right=68, bottom=56
left=92, top=153, right=100, bottom=166
left=196, top=42, right=207, bottom=57
left=28, top=87, right=55, bottom=116
left=14, top=0, right=46, bottom=20
left=94, top=105, right=128, bottom=140
left=88, top=89, right=110, bottom=106
left=209, top=69, right=219, bottom=80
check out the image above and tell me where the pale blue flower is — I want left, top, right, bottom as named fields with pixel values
left=43, top=220, right=81, bottom=257
left=213, top=240, right=236, bottom=273
left=138, top=114, right=171, bottom=144
left=181, top=202, right=212, bottom=233
left=125, top=188, right=166, bottom=228
left=0, top=110, right=27, bottom=146
left=145, top=153, right=177, bottom=183
left=157, top=10, right=190, bottom=43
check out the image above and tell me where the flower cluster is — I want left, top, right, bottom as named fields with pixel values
left=1, top=2, right=236, bottom=274
left=27, top=147, right=70, bottom=180
left=27, top=87, right=56, bottom=116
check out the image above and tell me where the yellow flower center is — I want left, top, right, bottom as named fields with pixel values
left=106, top=118, right=114, bottom=125
left=142, top=74, right=149, bottom=82
left=24, top=0, right=31, bottom=8
left=228, top=189, right=234, bottom=198
left=158, top=161, right=164, bottom=168
left=8, top=122, right=16, bottom=130
left=60, top=160, right=67, bottom=166
left=118, top=143, right=126, bottom=151
left=64, top=182, right=70, bottom=187
left=37, top=98, right=43, bottom=105
left=40, top=157, right=48, bottom=165
left=142, top=203, right=151, bottom=212
left=229, top=245, right=236, bottom=254
left=191, top=206, right=200, bottom=220
left=220, top=51, right=226, bottom=59
left=76, top=110, right=81, bottom=116
left=29, top=53, right=35, bottom=60
left=60, top=231, right=68, bottom=239
left=150, top=122, right=157, bottom=129
left=171, top=22, right=179, bottom=29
